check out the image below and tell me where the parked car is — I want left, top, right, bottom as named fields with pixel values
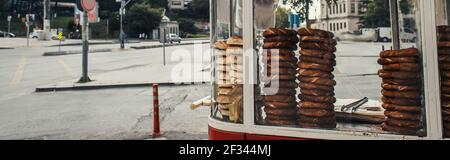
left=166, top=34, right=182, bottom=44
left=30, top=30, right=61, bottom=40
left=0, top=31, right=16, bottom=37
left=377, top=27, right=417, bottom=42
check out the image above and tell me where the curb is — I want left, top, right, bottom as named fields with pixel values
left=42, top=41, right=210, bottom=56
left=43, top=48, right=114, bottom=56
left=130, top=41, right=210, bottom=50
left=35, top=81, right=208, bottom=92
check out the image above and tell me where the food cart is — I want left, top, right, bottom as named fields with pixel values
left=208, top=0, right=450, bottom=140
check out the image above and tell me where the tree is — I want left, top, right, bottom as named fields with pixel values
left=360, top=0, right=391, bottom=28
left=190, top=0, right=209, bottom=20
left=282, top=0, right=336, bottom=26
left=275, top=7, right=290, bottom=28
left=127, top=3, right=163, bottom=37
left=177, top=18, right=198, bottom=36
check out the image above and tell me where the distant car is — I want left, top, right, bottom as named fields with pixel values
left=0, top=31, right=16, bottom=37
left=377, top=27, right=417, bottom=42
left=167, top=34, right=182, bottom=44
left=29, top=31, right=40, bottom=39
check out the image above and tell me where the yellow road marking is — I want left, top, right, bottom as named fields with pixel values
left=57, top=59, right=76, bottom=77
left=10, top=56, right=27, bottom=86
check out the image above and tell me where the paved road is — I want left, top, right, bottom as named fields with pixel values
left=0, top=40, right=411, bottom=139
left=0, top=42, right=211, bottom=140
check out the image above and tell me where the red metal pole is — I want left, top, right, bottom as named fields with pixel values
left=153, top=84, right=161, bottom=138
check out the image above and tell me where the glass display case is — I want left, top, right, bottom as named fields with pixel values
left=209, top=0, right=448, bottom=140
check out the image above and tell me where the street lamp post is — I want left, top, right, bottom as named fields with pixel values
left=118, top=0, right=132, bottom=49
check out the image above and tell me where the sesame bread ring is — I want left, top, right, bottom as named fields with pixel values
left=264, top=101, right=298, bottom=109
left=382, top=89, right=421, bottom=99
left=443, top=115, right=450, bottom=122
left=299, top=49, right=336, bottom=59
left=264, top=36, right=299, bottom=43
left=263, top=87, right=297, bottom=96
left=217, top=95, right=233, bottom=104
left=267, top=62, right=297, bottom=69
left=378, top=70, right=419, bottom=79
left=438, top=33, right=450, bottom=41
left=440, top=63, right=450, bottom=71
left=263, top=55, right=298, bottom=64
left=299, top=55, right=336, bottom=66
left=298, top=94, right=337, bottom=103
left=440, top=71, right=450, bottom=79
left=298, top=77, right=336, bottom=86
left=218, top=87, right=233, bottom=96
left=442, top=86, right=450, bottom=94
left=437, top=26, right=450, bottom=33
left=382, top=63, right=419, bottom=72
left=263, top=28, right=297, bottom=37
left=438, top=41, right=450, bottom=48
left=438, top=48, right=450, bottom=55
left=385, top=118, right=422, bottom=129
left=382, top=83, right=420, bottom=92
left=301, top=89, right=335, bottom=97
left=265, top=68, right=297, bottom=75
left=442, top=94, right=450, bottom=101
left=298, top=69, right=334, bottom=78
left=264, top=49, right=296, bottom=56
left=382, top=78, right=421, bottom=85
left=382, top=103, right=422, bottom=113
left=265, top=115, right=297, bottom=121
left=263, top=42, right=297, bottom=50
left=439, top=55, right=450, bottom=62
left=379, top=48, right=419, bottom=58
left=298, top=101, right=335, bottom=110
left=264, top=80, right=298, bottom=89
left=298, top=62, right=334, bottom=72
left=381, top=96, right=421, bottom=106
left=443, top=108, right=450, bottom=116
left=298, top=121, right=337, bottom=129
left=298, top=28, right=334, bottom=38
left=265, top=118, right=297, bottom=126
left=300, top=36, right=337, bottom=45
left=378, top=57, right=418, bottom=65
left=385, top=111, right=422, bottom=121
left=382, top=123, right=420, bottom=135
left=299, top=82, right=335, bottom=92
left=264, top=107, right=298, bottom=117
left=261, top=74, right=297, bottom=82
left=299, top=42, right=337, bottom=52
left=298, top=115, right=336, bottom=125
left=298, top=108, right=336, bottom=118
left=264, top=95, right=296, bottom=103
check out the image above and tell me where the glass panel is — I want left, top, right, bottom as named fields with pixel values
left=435, top=0, right=450, bottom=138
left=253, top=0, right=427, bottom=136
left=211, top=0, right=244, bottom=124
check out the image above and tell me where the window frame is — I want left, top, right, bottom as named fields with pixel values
left=210, top=0, right=445, bottom=140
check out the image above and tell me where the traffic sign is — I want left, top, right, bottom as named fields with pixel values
left=58, top=28, right=64, bottom=40
left=7, top=16, right=11, bottom=22
left=80, top=0, right=96, bottom=12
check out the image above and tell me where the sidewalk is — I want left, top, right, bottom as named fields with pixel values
left=42, top=40, right=210, bottom=56
left=36, top=62, right=211, bottom=92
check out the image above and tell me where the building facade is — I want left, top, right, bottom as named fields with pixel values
left=168, top=0, right=192, bottom=10
left=315, top=0, right=366, bottom=33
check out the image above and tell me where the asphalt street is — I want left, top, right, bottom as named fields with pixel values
left=0, top=39, right=211, bottom=140
left=0, top=38, right=407, bottom=139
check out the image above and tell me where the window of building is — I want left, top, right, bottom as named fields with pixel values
left=340, top=4, right=343, bottom=14
left=343, top=3, right=346, bottom=13
left=351, top=3, right=355, bottom=13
